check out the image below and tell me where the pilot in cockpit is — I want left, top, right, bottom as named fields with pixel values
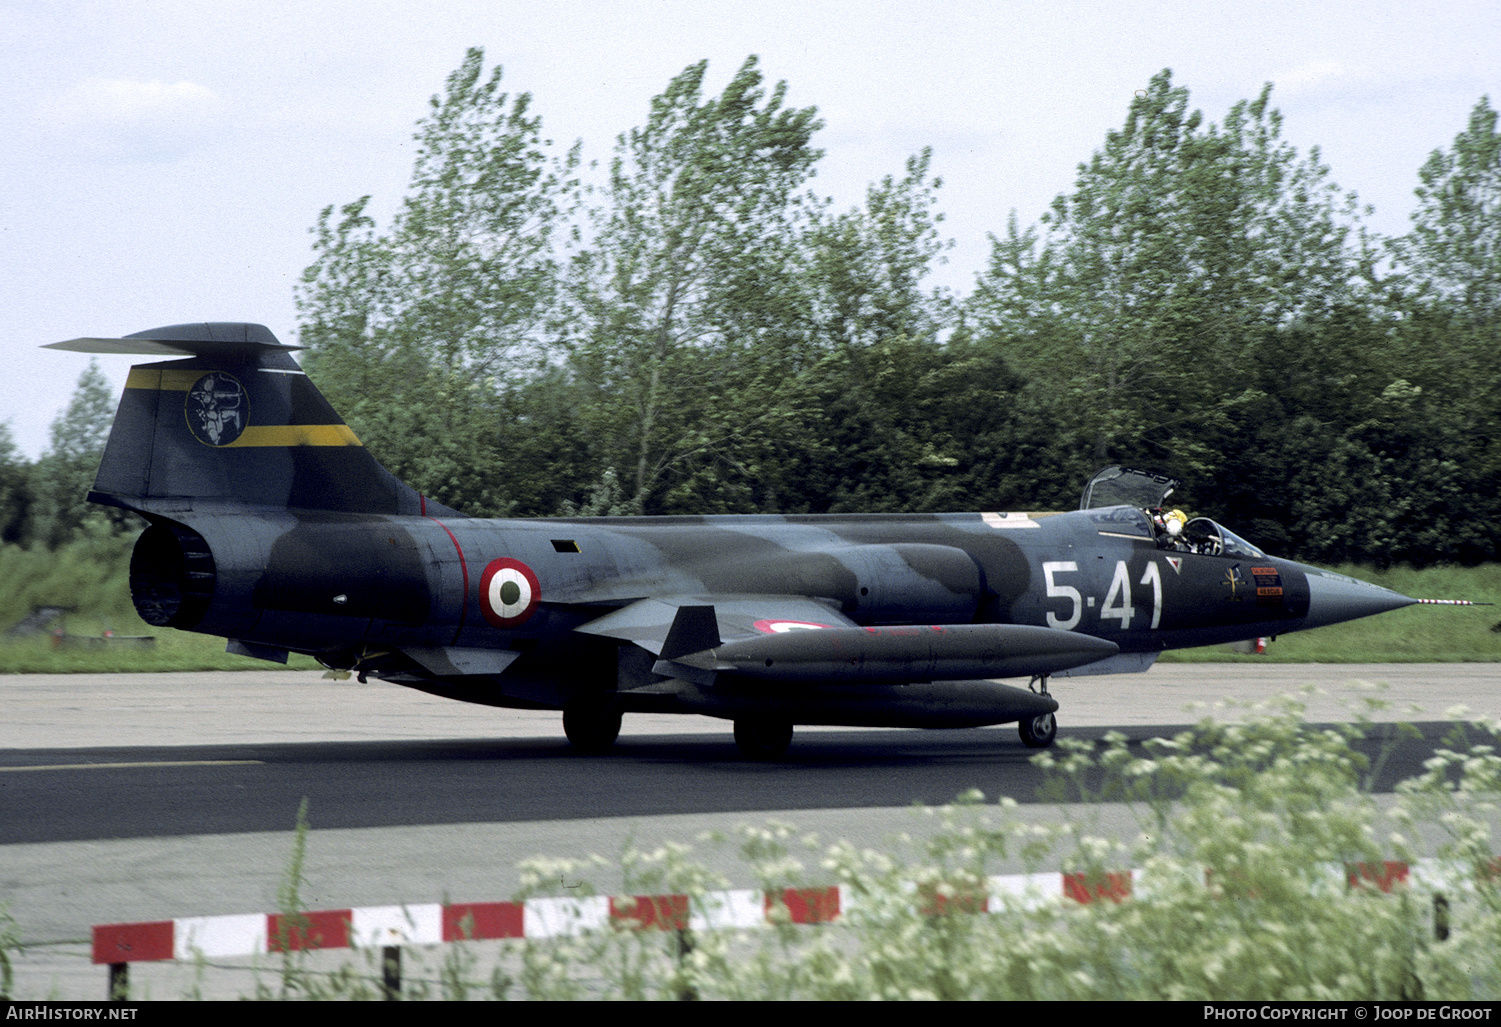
left=1149, top=507, right=1190, bottom=550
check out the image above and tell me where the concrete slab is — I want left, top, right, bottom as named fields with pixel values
left=2, top=663, right=1497, bottom=750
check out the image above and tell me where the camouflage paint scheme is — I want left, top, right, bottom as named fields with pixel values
left=48, top=324, right=1416, bottom=756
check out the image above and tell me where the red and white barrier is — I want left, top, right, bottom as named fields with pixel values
left=92, top=859, right=1477, bottom=998
left=92, top=871, right=1142, bottom=967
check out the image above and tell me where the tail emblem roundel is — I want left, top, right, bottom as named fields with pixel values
left=185, top=372, right=248, bottom=446
left=480, top=558, right=541, bottom=628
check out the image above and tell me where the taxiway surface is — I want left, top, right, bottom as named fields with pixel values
left=2, top=663, right=1498, bottom=998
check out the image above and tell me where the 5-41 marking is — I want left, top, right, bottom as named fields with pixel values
left=1045, top=559, right=1163, bottom=631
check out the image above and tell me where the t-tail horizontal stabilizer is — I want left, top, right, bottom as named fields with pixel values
left=47, top=323, right=457, bottom=518
left=45, top=322, right=302, bottom=357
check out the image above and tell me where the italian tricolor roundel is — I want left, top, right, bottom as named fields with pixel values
left=753, top=619, right=834, bottom=634
left=479, top=558, right=541, bottom=628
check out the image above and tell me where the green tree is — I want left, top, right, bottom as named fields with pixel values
left=296, top=48, right=578, bottom=514
left=0, top=422, right=31, bottom=545
left=27, top=361, right=119, bottom=547
left=1390, top=96, right=1501, bottom=322
left=808, top=148, right=953, bottom=353
left=774, top=148, right=1041, bottom=513
left=970, top=71, right=1372, bottom=475
left=1349, top=95, right=1501, bottom=563
left=1387, top=96, right=1501, bottom=486
left=563, top=56, right=824, bottom=514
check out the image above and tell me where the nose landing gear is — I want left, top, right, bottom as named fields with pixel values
left=1019, top=675, right=1058, bottom=748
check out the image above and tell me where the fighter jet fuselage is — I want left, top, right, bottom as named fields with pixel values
left=51, top=323, right=1417, bottom=756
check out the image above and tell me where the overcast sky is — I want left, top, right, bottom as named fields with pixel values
left=3, top=0, right=1497, bottom=458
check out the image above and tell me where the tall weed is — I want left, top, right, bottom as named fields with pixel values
left=492, top=704, right=1501, bottom=1000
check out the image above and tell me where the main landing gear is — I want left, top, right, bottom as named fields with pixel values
left=733, top=717, right=794, bottom=759
left=562, top=703, right=622, bottom=754
left=1018, top=675, right=1059, bottom=748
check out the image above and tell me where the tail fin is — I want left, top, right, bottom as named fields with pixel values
left=47, top=322, right=458, bottom=517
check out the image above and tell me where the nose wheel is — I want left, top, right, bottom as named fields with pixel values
left=1018, top=711, right=1057, bottom=748
left=1019, top=674, right=1058, bottom=748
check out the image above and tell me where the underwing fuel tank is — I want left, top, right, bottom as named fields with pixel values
left=665, top=623, right=1120, bottom=684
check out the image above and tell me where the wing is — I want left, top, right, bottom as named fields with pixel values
left=574, top=594, right=857, bottom=655
left=575, top=595, right=1118, bottom=686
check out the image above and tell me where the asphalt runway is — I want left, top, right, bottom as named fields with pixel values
left=5, top=662, right=1499, bottom=750
left=0, top=721, right=1478, bottom=846
left=2, top=663, right=1498, bottom=999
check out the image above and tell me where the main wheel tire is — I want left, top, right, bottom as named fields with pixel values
left=563, top=706, right=622, bottom=753
left=1018, top=711, right=1057, bottom=748
left=733, top=718, right=794, bottom=759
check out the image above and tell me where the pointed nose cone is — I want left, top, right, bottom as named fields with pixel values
left=1300, top=567, right=1416, bottom=631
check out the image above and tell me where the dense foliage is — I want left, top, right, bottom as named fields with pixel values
left=7, top=54, right=1498, bottom=567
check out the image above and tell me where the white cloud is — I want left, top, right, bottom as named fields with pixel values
left=1272, top=60, right=1356, bottom=95
left=39, top=78, right=226, bottom=162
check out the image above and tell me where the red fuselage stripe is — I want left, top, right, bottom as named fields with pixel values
left=428, top=517, right=468, bottom=645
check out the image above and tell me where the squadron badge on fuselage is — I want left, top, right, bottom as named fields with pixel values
left=185, top=372, right=248, bottom=446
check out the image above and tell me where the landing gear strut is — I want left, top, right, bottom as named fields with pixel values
left=1019, top=675, right=1058, bottom=748
left=733, top=718, right=794, bottom=759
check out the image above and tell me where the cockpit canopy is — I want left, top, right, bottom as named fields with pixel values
left=1178, top=517, right=1265, bottom=559
left=1079, top=465, right=1265, bottom=559
left=1079, top=465, right=1178, bottom=512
